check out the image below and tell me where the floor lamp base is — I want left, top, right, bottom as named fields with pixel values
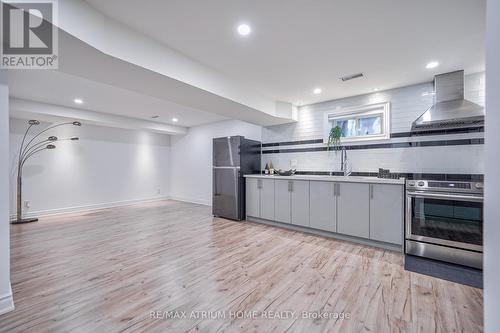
left=11, top=218, right=39, bottom=224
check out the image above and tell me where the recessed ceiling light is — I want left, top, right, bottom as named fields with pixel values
left=237, top=24, right=251, bottom=36
left=426, top=61, right=439, bottom=69
left=172, top=118, right=178, bottom=122
left=313, top=88, right=322, bottom=95
left=74, top=98, right=83, bottom=104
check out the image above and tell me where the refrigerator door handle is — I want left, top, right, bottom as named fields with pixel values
left=233, top=169, right=239, bottom=216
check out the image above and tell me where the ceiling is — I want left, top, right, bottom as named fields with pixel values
left=7, top=70, right=226, bottom=128
left=85, top=0, right=486, bottom=105
left=7, top=29, right=294, bottom=131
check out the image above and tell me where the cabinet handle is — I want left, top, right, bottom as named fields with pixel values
left=258, top=180, right=262, bottom=189
left=370, top=184, right=374, bottom=199
left=337, top=184, right=340, bottom=197
left=288, top=181, right=293, bottom=192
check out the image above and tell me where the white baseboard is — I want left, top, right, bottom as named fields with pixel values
left=0, top=284, right=14, bottom=316
left=10, top=196, right=171, bottom=219
left=169, top=195, right=212, bottom=206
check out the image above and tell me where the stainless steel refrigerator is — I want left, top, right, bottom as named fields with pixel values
left=213, top=136, right=261, bottom=220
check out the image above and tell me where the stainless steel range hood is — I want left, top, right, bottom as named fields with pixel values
left=411, top=70, right=484, bottom=132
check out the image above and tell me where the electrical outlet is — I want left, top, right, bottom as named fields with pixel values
left=24, top=200, right=31, bottom=209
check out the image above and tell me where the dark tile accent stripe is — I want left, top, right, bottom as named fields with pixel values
left=262, top=138, right=484, bottom=154
left=262, top=126, right=484, bottom=147
left=288, top=171, right=484, bottom=181
left=262, top=139, right=323, bottom=147
left=391, top=126, right=484, bottom=138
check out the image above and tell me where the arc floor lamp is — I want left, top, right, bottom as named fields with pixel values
left=12, top=119, right=82, bottom=224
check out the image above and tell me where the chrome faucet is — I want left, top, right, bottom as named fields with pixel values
left=341, top=146, right=351, bottom=176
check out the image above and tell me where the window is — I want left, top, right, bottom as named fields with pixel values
left=323, top=102, right=390, bottom=142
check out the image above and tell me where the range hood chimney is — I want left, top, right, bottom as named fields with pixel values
left=411, top=70, right=484, bottom=132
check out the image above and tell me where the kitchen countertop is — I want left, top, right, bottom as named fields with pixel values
left=244, top=174, right=405, bottom=185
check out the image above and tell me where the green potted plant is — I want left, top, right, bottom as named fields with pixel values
left=327, top=125, right=343, bottom=150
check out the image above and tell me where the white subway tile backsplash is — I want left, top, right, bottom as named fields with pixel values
left=263, top=144, right=484, bottom=175
left=262, top=73, right=485, bottom=175
left=464, top=72, right=486, bottom=106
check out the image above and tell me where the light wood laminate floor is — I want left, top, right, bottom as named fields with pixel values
left=0, top=200, right=483, bottom=332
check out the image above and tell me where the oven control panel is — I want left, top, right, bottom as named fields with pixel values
left=406, top=180, right=484, bottom=194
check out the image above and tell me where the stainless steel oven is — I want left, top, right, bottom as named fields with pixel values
left=406, top=180, right=483, bottom=269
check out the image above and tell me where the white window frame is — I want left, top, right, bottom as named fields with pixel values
left=323, top=102, right=391, bottom=143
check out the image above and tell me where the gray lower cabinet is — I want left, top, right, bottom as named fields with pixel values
left=245, top=178, right=260, bottom=217
left=337, top=182, right=370, bottom=238
left=309, top=181, right=336, bottom=232
left=369, top=184, right=403, bottom=245
left=246, top=177, right=403, bottom=248
left=290, top=180, right=310, bottom=227
left=260, top=179, right=275, bottom=220
left=245, top=178, right=275, bottom=220
left=274, top=180, right=309, bottom=226
left=275, top=180, right=291, bottom=223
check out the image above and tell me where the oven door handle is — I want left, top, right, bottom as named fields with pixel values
left=407, top=191, right=483, bottom=202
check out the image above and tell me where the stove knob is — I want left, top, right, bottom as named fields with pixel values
left=408, top=181, right=415, bottom=187
left=417, top=181, right=425, bottom=187
left=475, top=183, right=484, bottom=189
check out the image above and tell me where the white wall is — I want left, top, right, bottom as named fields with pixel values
left=9, top=118, right=170, bottom=216
left=262, top=73, right=485, bottom=176
left=484, top=0, right=499, bottom=331
left=169, top=120, right=262, bottom=205
left=0, top=80, right=14, bottom=314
